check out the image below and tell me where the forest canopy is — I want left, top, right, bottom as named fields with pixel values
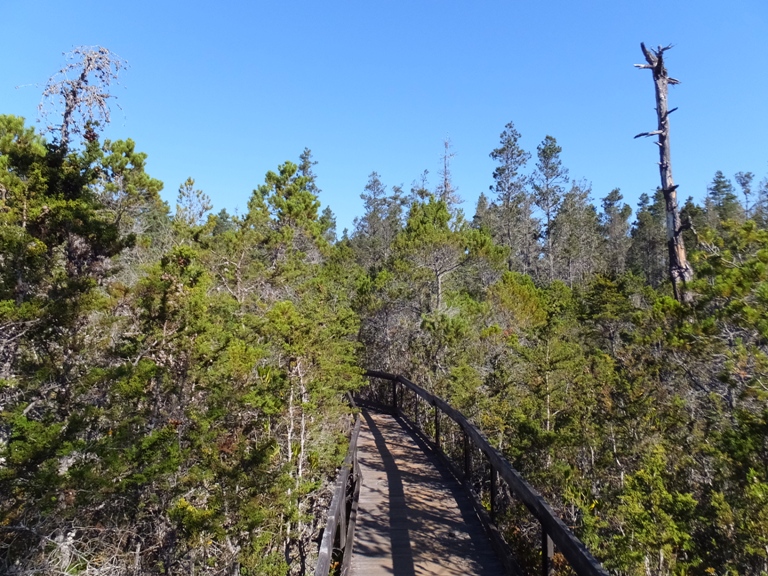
left=2, top=48, right=768, bottom=576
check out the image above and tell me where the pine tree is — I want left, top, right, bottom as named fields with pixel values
left=472, top=191, right=493, bottom=230
left=550, top=181, right=603, bottom=286
left=600, top=188, right=632, bottom=276
left=487, top=121, right=539, bottom=275
left=735, top=171, right=755, bottom=220
left=435, top=138, right=461, bottom=209
left=319, top=205, right=337, bottom=243
left=627, top=191, right=668, bottom=287
left=298, top=147, right=321, bottom=196
left=706, top=170, right=743, bottom=227
left=174, top=177, right=212, bottom=230
left=753, top=177, right=768, bottom=228
left=351, top=172, right=405, bottom=270
left=531, top=135, right=569, bottom=282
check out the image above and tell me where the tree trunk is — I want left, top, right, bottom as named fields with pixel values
left=635, top=43, right=694, bottom=303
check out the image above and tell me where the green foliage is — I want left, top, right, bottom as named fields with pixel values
left=607, top=445, right=698, bottom=575
left=0, top=123, right=363, bottom=574
left=628, top=190, right=668, bottom=288
left=5, top=108, right=768, bottom=576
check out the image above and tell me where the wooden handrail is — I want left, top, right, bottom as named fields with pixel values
left=314, top=404, right=362, bottom=576
left=364, top=370, right=609, bottom=576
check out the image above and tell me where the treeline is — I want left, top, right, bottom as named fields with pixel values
left=0, top=116, right=362, bottom=575
left=350, top=123, right=768, bottom=575
left=2, top=110, right=768, bottom=576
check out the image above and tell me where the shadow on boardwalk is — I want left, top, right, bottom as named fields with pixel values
left=350, top=410, right=505, bottom=576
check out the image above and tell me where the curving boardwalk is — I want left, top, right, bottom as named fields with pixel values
left=350, top=411, right=505, bottom=576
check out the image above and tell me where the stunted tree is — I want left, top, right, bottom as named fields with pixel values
left=634, top=42, right=693, bottom=302
left=40, top=46, right=127, bottom=148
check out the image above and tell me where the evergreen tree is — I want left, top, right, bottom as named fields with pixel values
left=680, top=195, right=707, bottom=252
left=174, top=177, right=212, bottom=230
left=487, top=121, right=539, bottom=275
left=351, top=172, right=404, bottom=270
left=255, top=160, right=324, bottom=267
left=435, top=138, right=461, bottom=209
left=531, top=135, right=569, bottom=282
left=751, top=176, right=768, bottom=228
left=211, top=208, right=235, bottom=236
left=706, top=170, right=743, bottom=227
left=95, top=138, right=165, bottom=232
left=298, top=147, right=321, bottom=196
left=472, top=191, right=493, bottom=230
left=627, top=191, right=668, bottom=287
left=600, top=188, right=632, bottom=276
left=550, top=181, right=603, bottom=286
left=319, top=205, right=337, bottom=243
left=394, top=197, right=466, bottom=314
left=735, top=171, right=755, bottom=220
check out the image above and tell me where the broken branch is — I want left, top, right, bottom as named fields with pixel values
left=634, top=130, right=663, bottom=139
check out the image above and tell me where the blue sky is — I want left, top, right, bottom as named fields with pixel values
left=3, top=1, right=767, bottom=233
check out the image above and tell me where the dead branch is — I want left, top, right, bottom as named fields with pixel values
left=634, top=130, right=664, bottom=139
left=39, top=46, right=127, bottom=148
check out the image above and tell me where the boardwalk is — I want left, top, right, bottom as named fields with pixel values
left=350, top=411, right=506, bottom=576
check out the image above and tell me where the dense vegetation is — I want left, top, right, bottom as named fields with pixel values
left=2, top=107, right=768, bottom=575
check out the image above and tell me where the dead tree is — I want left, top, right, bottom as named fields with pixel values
left=39, top=46, right=127, bottom=149
left=634, top=43, right=693, bottom=303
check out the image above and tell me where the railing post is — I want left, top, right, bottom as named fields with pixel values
left=490, top=461, right=497, bottom=523
left=392, top=379, right=398, bottom=415
left=463, top=431, right=471, bottom=484
left=542, top=529, right=554, bottom=576
left=361, top=370, right=610, bottom=576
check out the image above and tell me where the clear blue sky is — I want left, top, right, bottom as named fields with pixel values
left=3, top=1, right=767, bottom=233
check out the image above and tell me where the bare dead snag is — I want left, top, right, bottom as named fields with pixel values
left=634, top=42, right=694, bottom=303
left=39, top=46, right=127, bottom=149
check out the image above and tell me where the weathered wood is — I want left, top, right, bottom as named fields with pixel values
left=490, top=463, right=497, bottom=523
left=636, top=42, right=693, bottom=302
left=364, top=370, right=609, bottom=576
left=351, top=411, right=507, bottom=576
left=340, top=456, right=362, bottom=576
left=396, top=409, right=523, bottom=576
left=315, top=414, right=362, bottom=576
left=463, top=431, right=471, bottom=483
left=542, top=531, right=554, bottom=576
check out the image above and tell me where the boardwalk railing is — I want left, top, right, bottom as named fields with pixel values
left=363, top=370, right=609, bottom=576
left=314, top=400, right=362, bottom=576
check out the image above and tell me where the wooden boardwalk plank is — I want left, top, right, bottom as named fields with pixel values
left=350, top=411, right=506, bottom=576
